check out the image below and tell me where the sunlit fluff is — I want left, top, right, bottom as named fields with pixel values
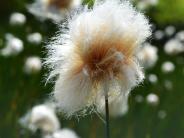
left=9, top=12, right=26, bottom=26
left=0, top=34, right=23, bottom=57
left=45, top=0, right=151, bottom=116
left=27, top=0, right=82, bottom=22
left=161, top=61, right=175, bottom=73
left=146, top=93, right=159, bottom=106
left=27, top=32, right=43, bottom=45
left=137, top=43, right=158, bottom=69
left=20, top=104, right=60, bottom=133
left=24, top=56, right=42, bottom=74
left=51, top=129, right=79, bottom=138
left=164, top=39, right=184, bottom=55
left=97, top=92, right=129, bottom=117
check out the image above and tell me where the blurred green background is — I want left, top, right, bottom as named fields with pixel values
left=0, top=0, right=184, bottom=138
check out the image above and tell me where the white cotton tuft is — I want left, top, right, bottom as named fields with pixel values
left=137, top=43, right=158, bottom=69
left=19, top=104, right=60, bottom=133
left=27, top=32, right=43, bottom=45
left=146, top=93, right=159, bottom=106
left=164, top=39, right=184, bottom=55
left=176, top=31, right=184, bottom=42
left=147, top=74, right=158, bottom=84
left=158, top=110, right=167, bottom=119
left=165, top=26, right=176, bottom=37
left=24, top=56, right=42, bottom=74
left=135, top=94, right=144, bottom=103
left=154, top=30, right=164, bottom=40
left=9, top=12, right=26, bottom=26
left=27, top=0, right=82, bottom=22
left=0, top=34, right=23, bottom=57
left=45, top=0, right=151, bottom=116
left=161, top=61, right=175, bottom=73
left=52, top=129, right=79, bottom=138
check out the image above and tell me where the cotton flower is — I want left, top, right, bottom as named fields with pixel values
left=154, top=30, right=164, bottom=40
left=164, top=80, right=173, bottom=90
left=158, top=110, right=167, bottom=119
left=136, top=0, right=159, bottom=10
left=52, top=129, right=79, bottom=138
left=161, top=61, right=175, bottom=73
left=0, top=34, right=23, bottom=56
left=9, top=12, right=26, bottom=26
left=176, top=31, right=184, bottom=42
left=165, top=26, right=176, bottom=37
left=137, top=43, right=158, bottom=69
left=19, top=104, right=60, bottom=134
left=164, top=39, right=184, bottom=55
left=27, top=32, right=43, bottom=45
left=148, top=74, right=158, bottom=84
left=45, top=0, right=151, bottom=116
left=27, top=0, right=82, bottom=22
left=135, top=94, right=144, bottom=103
left=146, top=93, right=159, bottom=106
left=24, top=56, right=42, bottom=74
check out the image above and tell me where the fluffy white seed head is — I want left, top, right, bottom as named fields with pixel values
left=165, top=26, right=176, bottom=37
left=137, top=43, right=158, bottom=69
left=158, top=110, right=167, bottom=119
left=164, top=39, right=184, bottom=55
left=24, top=56, right=42, bottom=74
left=135, top=94, right=144, bottom=103
left=146, top=93, right=159, bottom=106
left=20, top=104, right=60, bottom=134
left=136, top=0, right=158, bottom=10
left=27, top=32, right=43, bottom=45
left=176, top=31, right=184, bottom=42
left=27, top=0, right=82, bottom=22
left=148, top=74, right=158, bottom=84
left=9, top=12, right=26, bottom=26
left=45, top=0, right=151, bottom=116
left=52, top=129, right=79, bottom=138
left=0, top=34, right=23, bottom=56
left=161, top=61, right=175, bottom=73
left=154, top=30, right=164, bottom=40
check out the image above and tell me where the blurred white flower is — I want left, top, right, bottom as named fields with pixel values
left=0, top=34, right=23, bottom=56
left=135, top=95, right=144, bottom=103
left=52, top=129, right=79, bottom=138
left=45, top=0, right=151, bottom=116
left=24, top=56, right=42, bottom=74
left=148, top=74, right=158, bottom=84
left=146, top=93, right=159, bottom=106
left=137, top=43, right=158, bottom=69
left=158, top=110, right=167, bottom=119
left=175, top=31, right=184, bottom=42
left=165, top=26, right=176, bottom=37
left=27, top=0, right=82, bottom=22
left=27, top=32, right=43, bottom=45
left=164, top=39, right=184, bottom=55
left=161, top=61, right=175, bottom=73
left=154, top=30, right=164, bottom=40
left=164, top=80, right=173, bottom=90
left=20, top=104, right=60, bottom=134
left=136, top=0, right=159, bottom=10
left=9, top=12, right=26, bottom=26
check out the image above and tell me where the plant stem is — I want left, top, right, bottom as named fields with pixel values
left=105, top=94, right=110, bottom=138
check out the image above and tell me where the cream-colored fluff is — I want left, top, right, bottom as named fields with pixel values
left=27, top=0, right=82, bottom=22
left=45, top=0, right=151, bottom=116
